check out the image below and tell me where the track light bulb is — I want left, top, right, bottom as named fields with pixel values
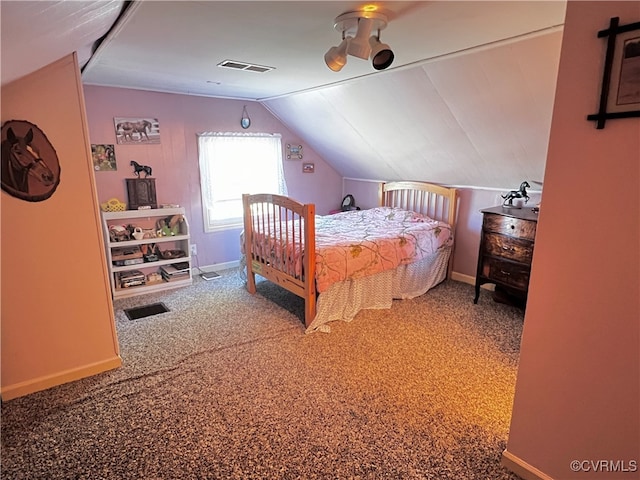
left=324, top=37, right=351, bottom=71
left=369, top=35, right=394, bottom=70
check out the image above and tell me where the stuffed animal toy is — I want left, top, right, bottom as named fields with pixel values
left=156, top=215, right=184, bottom=236
left=109, top=224, right=130, bottom=242
left=168, top=214, right=183, bottom=235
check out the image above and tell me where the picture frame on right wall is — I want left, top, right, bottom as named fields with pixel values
left=608, top=28, right=640, bottom=114
left=587, top=17, right=640, bottom=129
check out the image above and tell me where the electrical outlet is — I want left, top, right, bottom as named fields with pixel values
left=190, top=244, right=197, bottom=256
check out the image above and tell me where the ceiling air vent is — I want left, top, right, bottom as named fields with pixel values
left=217, top=60, right=274, bottom=73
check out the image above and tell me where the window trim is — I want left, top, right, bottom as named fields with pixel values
left=197, top=132, right=286, bottom=233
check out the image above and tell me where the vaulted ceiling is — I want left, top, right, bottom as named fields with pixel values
left=1, top=1, right=566, bottom=189
left=264, top=29, right=562, bottom=187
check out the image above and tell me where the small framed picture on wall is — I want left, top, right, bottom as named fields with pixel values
left=302, top=162, right=315, bottom=173
left=286, top=144, right=303, bottom=159
left=91, top=144, right=116, bottom=171
left=587, top=18, right=640, bottom=128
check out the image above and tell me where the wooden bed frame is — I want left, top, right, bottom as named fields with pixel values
left=242, top=181, right=457, bottom=328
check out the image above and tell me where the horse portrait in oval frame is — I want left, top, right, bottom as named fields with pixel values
left=1, top=120, right=61, bottom=202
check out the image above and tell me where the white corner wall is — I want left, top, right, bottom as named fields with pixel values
left=504, top=2, right=639, bottom=479
left=1, top=54, right=121, bottom=400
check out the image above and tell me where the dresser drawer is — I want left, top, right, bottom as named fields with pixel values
left=482, top=232, right=534, bottom=264
left=481, top=258, right=530, bottom=291
left=483, top=213, right=536, bottom=240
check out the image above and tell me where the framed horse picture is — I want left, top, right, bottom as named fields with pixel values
left=1, top=120, right=61, bottom=202
left=114, top=117, right=160, bottom=144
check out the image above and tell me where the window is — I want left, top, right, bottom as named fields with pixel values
left=197, top=132, right=287, bottom=231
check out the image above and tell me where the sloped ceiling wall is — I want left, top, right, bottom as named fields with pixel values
left=263, top=30, right=562, bottom=189
left=0, top=0, right=123, bottom=86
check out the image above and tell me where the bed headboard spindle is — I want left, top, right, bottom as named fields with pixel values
left=381, top=181, right=456, bottom=229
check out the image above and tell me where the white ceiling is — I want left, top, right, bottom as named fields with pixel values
left=0, top=1, right=566, bottom=100
left=1, top=1, right=567, bottom=189
left=264, top=29, right=563, bottom=187
left=81, top=0, right=567, bottom=101
left=1, top=1, right=123, bottom=86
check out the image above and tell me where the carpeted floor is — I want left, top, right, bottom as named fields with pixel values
left=1, top=269, right=524, bottom=479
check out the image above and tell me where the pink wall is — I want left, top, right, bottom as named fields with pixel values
left=83, top=86, right=342, bottom=268
left=453, top=188, right=541, bottom=281
left=1, top=55, right=121, bottom=399
left=85, top=84, right=544, bottom=279
left=505, top=2, right=639, bottom=478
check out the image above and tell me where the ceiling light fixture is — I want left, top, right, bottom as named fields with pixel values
left=347, top=17, right=375, bottom=59
left=324, top=36, right=351, bottom=72
left=369, top=32, right=395, bottom=70
left=325, top=10, right=394, bottom=72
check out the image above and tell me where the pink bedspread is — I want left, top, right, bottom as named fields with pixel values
left=313, top=207, right=452, bottom=292
left=244, top=206, right=453, bottom=293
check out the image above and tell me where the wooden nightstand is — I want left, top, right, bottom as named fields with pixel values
left=474, top=206, right=538, bottom=304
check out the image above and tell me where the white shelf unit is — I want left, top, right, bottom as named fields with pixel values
left=101, top=207, right=192, bottom=299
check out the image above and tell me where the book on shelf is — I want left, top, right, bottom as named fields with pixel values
left=161, top=272, right=186, bottom=282
left=172, top=261, right=190, bottom=271
left=160, top=263, right=190, bottom=282
left=160, top=271, right=189, bottom=282
left=160, top=263, right=190, bottom=275
left=117, top=270, right=146, bottom=288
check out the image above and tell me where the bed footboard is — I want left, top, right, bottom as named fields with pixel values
left=242, top=193, right=317, bottom=326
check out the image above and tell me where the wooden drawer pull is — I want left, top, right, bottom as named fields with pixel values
left=500, top=270, right=511, bottom=276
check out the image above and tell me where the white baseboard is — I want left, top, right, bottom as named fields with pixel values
left=1, top=356, right=122, bottom=401
left=193, top=259, right=240, bottom=275
left=451, top=271, right=474, bottom=285
left=450, top=271, right=495, bottom=291
left=502, top=449, right=555, bottom=480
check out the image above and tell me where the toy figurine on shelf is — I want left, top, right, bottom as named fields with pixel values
left=156, top=218, right=169, bottom=236
left=130, top=160, right=152, bottom=178
left=501, top=181, right=530, bottom=208
left=142, top=228, right=157, bottom=239
left=141, top=243, right=159, bottom=262
left=109, top=224, right=131, bottom=242
left=156, top=214, right=184, bottom=236
left=131, top=226, right=145, bottom=240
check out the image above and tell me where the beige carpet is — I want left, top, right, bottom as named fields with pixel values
left=1, top=269, right=523, bottom=479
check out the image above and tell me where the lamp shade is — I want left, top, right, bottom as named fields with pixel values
left=324, top=37, right=351, bottom=71
left=346, top=17, right=374, bottom=60
left=369, top=36, right=394, bottom=70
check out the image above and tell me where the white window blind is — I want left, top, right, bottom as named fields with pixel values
left=197, top=132, right=287, bottom=231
